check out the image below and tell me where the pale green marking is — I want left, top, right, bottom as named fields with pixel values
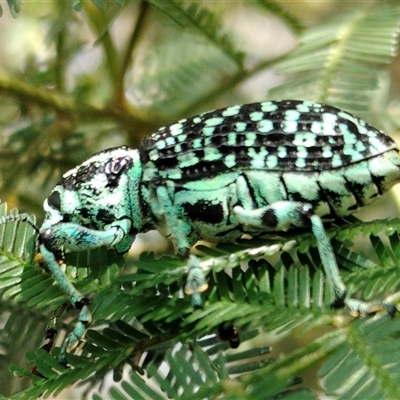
left=323, top=113, right=338, bottom=124
left=244, top=133, right=256, bottom=147
left=250, top=111, right=264, bottom=122
left=367, top=130, right=377, bottom=138
left=278, top=146, right=287, bottom=158
left=331, top=153, right=343, bottom=168
left=257, top=119, right=273, bottom=133
left=141, top=162, right=157, bottom=181
left=293, top=133, right=316, bottom=147
left=174, top=144, right=182, bottom=153
left=203, top=127, right=215, bottom=136
left=222, top=105, right=241, bottom=117
left=177, top=134, right=187, bottom=142
left=338, top=123, right=349, bottom=135
left=227, top=132, right=237, bottom=146
left=193, top=117, right=202, bottom=124
left=368, top=154, right=397, bottom=178
left=235, top=122, right=247, bottom=132
left=344, top=133, right=357, bottom=145
left=338, top=111, right=350, bottom=119
left=244, top=170, right=285, bottom=204
left=343, top=144, right=355, bottom=156
left=261, top=102, right=278, bottom=112
left=305, top=101, right=320, bottom=108
left=356, top=141, right=366, bottom=152
left=205, top=117, right=224, bottom=126
left=338, top=112, right=360, bottom=128
left=170, top=123, right=183, bottom=136
left=224, top=154, right=236, bottom=168
left=296, top=145, right=308, bottom=158
left=322, top=146, right=333, bottom=158
left=284, top=110, right=301, bottom=120
left=328, top=136, right=336, bottom=144
left=156, top=140, right=166, bottom=150
left=338, top=111, right=353, bottom=122
left=311, top=122, right=323, bottom=134
left=369, top=136, right=391, bottom=152
left=204, top=147, right=221, bottom=161
left=162, top=168, right=183, bottom=180
left=313, top=200, right=330, bottom=217
left=318, top=170, right=348, bottom=194
left=322, top=122, right=337, bottom=136
left=283, top=172, right=320, bottom=201
left=295, top=103, right=312, bottom=112
left=247, top=147, right=256, bottom=157
left=295, top=157, right=306, bottom=168
left=266, top=154, right=278, bottom=168
left=249, top=146, right=269, bottom=169
left=344, top=162, right=371, bottom=184
left=204, top=137, right=212, bottom=146
left=149, top=149, right=159, bottom=161
left=259, top=146, right=269, bottom=156
left=320, top=171, right=358, bottom=215
left=281, top=121, right=298, bottom=133
left=177, top=152, right=199, bottom=167
left=192, top=138, right=203, bottom=149
left=165, top=136, right=176, bottom=146
left=251, top=158, right=265, bottom=169
left=322, top=122, right=335, bottom=135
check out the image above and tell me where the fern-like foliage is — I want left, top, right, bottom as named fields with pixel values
left=269, top=6, right=400, bottom=115
left=1, top=201, right=400, bottom=399
left=1, top=1, right=400, bottom=399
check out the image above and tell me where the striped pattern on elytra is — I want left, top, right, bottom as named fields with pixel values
left=34, top=99, right=400, bottom=364
left=141, top=100, right=395, bottom=176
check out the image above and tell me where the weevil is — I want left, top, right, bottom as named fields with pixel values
left=35, top=100, right=400, bottom=363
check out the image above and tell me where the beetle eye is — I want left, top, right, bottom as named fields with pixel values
left=47, top=190, right=62, bottom=210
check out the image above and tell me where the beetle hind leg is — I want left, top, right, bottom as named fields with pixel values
left=233, top=201, right=394, bottom=316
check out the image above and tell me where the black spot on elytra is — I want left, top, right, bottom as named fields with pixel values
left=183, top=200, right=224, bottom=224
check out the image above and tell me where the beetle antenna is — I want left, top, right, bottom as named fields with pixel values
left=0, top=213, right=40, bottom=235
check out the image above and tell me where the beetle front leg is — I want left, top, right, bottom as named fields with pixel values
left=233, top=201, right=388, bottom=316
left=39, top=219, right=132, bottom=364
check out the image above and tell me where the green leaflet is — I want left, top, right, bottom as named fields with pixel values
left=270, top=6, right=400, bottom=115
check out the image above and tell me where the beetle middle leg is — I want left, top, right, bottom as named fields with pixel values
left=154, top=185, right=208, bottom=308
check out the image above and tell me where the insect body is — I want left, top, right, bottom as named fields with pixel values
left=38, top=100, right=400, bottom=363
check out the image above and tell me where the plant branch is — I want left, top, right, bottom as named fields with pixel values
left=80, top=0, right=119, bottom=88
left=115, top=0, right=150, bottom=109
left=0, top=72, right=144, bottom=129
